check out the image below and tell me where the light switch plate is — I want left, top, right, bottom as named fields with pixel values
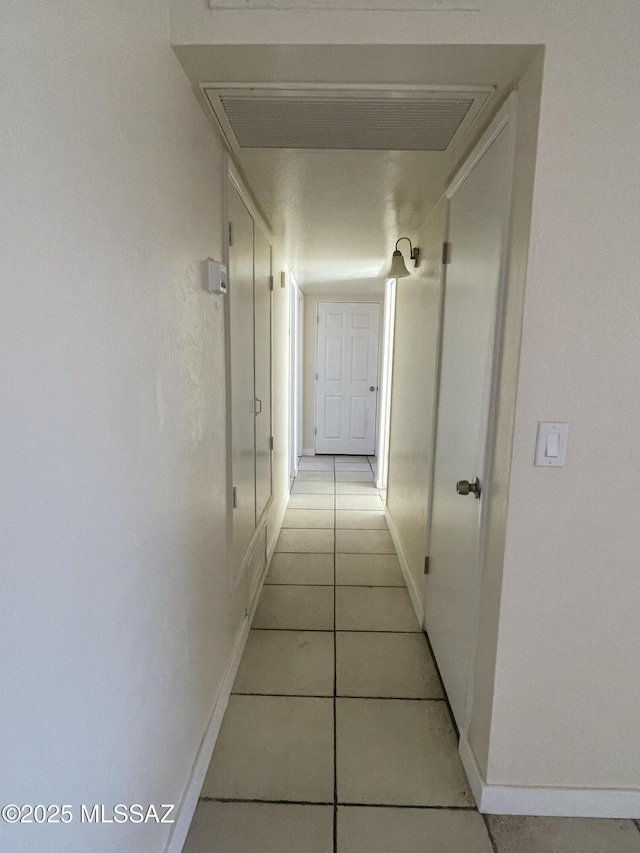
left=535, top=422, right=569, bottom=467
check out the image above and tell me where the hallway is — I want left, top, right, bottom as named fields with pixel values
left=185, top=453, right=490, bottom=850
left=183, top=456, right=640, bottom=853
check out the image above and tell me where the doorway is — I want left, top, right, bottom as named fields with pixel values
left=315, top=302, right=380, bottom=456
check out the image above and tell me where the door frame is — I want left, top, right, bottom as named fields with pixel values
left=289, top=272, right=303, bottom=482
left=314, top=301, right=381, bottom=456
left=376, top=278, right=397, bottom=489
left=424, top=94, right=518, bottom=732
left=253, top=220, right=274, bottom=524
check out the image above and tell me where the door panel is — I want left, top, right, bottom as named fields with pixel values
left=316, top=302, right=380, bottom=455
left=229, top=184, right=257, bottom=582
left=254, top=224, right=273, bottom=522
left=425, top=123, right=512, bottom=729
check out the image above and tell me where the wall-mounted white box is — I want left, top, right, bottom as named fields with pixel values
left=207, top=258, right=227, bottom=294
left=535, top=422, right=569, bottom=467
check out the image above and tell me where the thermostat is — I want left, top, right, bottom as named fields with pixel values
left=207, top=258, right=227, bottom=294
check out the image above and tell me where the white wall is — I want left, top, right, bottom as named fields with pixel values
left=301, top=284, right=385, bottom=453
left=169, top=0, right=640, bottom=804
left=386, top=200, right=446, bottom=600
left=270, top=248, right=293, bottom=543
left=0, top=3, right=245, bottom=851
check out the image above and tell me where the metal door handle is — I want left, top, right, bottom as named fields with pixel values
left=369, top=386, right=375, bottom=392
left=255, top=398, right=262, bottom=415
left=456, top=477, right=481, bottom=498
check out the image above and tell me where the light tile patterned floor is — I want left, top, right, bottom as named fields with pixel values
left=185, top=456, right=640, bottom=853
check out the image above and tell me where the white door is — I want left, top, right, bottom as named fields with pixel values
left=228, top=182, right=257, bottom=585
left=425, top=106, right=514, bottom=729
left=316, top=302, right=380, bottom=455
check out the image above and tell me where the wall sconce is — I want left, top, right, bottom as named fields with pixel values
left=389, top=237, right=420, bottom=278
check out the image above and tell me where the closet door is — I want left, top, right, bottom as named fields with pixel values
left=254, top=225, right=273, bottom=521
left=228, top=184, right=256, bottom=582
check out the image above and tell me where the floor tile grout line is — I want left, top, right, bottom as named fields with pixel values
left=251, top=624, right=432, bottom=632
left=482, top=813, right=500, bottom=853
left=253, top=628, right=424, bottom=633
left=334, top=463, right=339, bottom=845
left=284, top=524, right=390, bottom=532
left=199, top=796, right=477, bottom=811
left=265, top=585, right=406, bottom=589
left=336, top=803, right=477, bottom=811
left=232, top=692, right=447, bottom=701
left=275, top=552, right=397, bottom=556
left=264, top=583, right=407, bottom=589
left=286, top=508, right=384, bottom=514
left=200, top=797, right=334, bottom=807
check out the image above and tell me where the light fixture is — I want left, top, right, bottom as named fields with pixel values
left=389, top=237, right=420, bottom=278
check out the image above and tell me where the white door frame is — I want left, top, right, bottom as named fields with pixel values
left=424, top=94, right=518, bottom=733
left=288, top=274, right=303, bottom=480
left=376, top=279, right=397, bottom=489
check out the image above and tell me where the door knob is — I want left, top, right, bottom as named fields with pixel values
left=456, top=477, right=481, bottom=498
left=369, top=386, right=375, bottom=392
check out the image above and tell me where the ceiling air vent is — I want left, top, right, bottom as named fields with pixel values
left=201, top=84, right=493, bottom=153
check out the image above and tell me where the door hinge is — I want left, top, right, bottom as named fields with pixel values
left=314, top=428, right=317, bottom=435
left=424, top=555, right=430, bottom=574
left=269, top=436, right=274, bottom=451
left=442, top=241, right=451, bottom=265
left=228, top=222, right=234, bottom=247
left=280, top=271, right=287, bottom=289
left=232, top=486, right=237, bottom=509
left=315, top=372, right=318, bottom=381
left=317, top=315, right=320, bottom=323
left=269, top=275, right=274, bottom=292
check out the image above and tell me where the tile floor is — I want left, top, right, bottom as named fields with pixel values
left=185, top=456, right=640, bottom=853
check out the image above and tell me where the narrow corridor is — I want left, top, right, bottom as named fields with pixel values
left=183, top=457, right=640, bottom=853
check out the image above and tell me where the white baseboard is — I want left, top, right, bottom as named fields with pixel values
left=163, top=617, right=250, bottom=853
left=267, top=487, right=290, bottom=561
left=301, top=448, right=315, bottom=457
left=385, top=508, right=425, bottom=628
left=459, top=733, right=640, bottom=818
left=165, top=489, right=289, bottom=853
left=458, top=731, right=490, bottom=811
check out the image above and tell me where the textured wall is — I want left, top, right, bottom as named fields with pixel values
left=0, top=3, right=245, bottom=850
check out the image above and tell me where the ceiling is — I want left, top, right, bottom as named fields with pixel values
left=174, top=44, right=540, bottom=290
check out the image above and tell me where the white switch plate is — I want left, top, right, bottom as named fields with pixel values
left=535, top=422, right=569, bottom=467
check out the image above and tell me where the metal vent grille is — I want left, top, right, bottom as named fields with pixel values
left=202, top=86, right=493, bottom=153
left=218, top=95, right=473, bottom=151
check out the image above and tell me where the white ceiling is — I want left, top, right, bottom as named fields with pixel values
left=174, top=44, right=540, bottom=290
